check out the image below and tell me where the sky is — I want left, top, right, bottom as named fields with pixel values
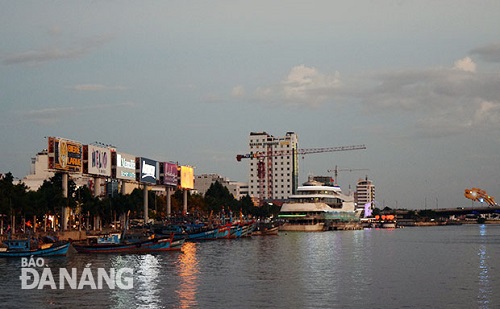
left=1, top=1, right=500, bottom=210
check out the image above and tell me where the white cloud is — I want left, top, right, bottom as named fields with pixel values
left=254, top=64, right=342, bottom=107
left=453, top=56, right=476, bottom=73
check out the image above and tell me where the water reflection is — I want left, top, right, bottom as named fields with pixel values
left=110, top=254, right=161, bottom=309
left=176, top=242, right=199, bottom=308
left=478, top=225, right=491, bottom=308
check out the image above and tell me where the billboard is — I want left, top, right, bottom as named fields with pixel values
left=138, top=157, right=158, bottom=184
left=115, top=152, right=136, bottom=180
left=47, top=137, right=82, bottom=173
left=163, top=162, right=178, bottom=186
left=179, top=165, right=194, bottom=189
left=85, top=145, right=111, bottom=176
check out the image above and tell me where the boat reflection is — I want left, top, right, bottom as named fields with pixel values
left=176, top=242, right=199, bottom=308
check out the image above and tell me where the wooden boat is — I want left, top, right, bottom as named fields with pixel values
left=252, top=226, right=279, bottom=236
left=187, top=224, right=231, bottom=241
left=72, top=234, right=183, bottom=254
left=0, top=238, right=70, bottom=257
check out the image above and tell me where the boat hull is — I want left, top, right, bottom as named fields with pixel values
left=252, top=226, right=279, bottom=236
left=279, top=223, right=325, bottom=232
left=0, top=242, right=70, bottom=258
left=72, top=237, right=182, bottom=254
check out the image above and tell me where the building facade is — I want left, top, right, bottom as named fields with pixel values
left=194, top=174, right=248, bottom=200
left=247, top=131, right=299, bottom=202
left=355, top=177, right=375, bottom=211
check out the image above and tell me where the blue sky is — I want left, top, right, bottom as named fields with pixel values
left=1, top=1, right=500, bottom=209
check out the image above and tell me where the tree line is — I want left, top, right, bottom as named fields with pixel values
left=0, top=172, right=279, bottom=233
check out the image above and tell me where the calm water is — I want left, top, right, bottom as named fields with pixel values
left=1, top=224, right=499, bottom=309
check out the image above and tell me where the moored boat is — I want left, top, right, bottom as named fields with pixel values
left=278, top=177, right=360, bottom=232
left=0, top=238, right=70, bottom=257
left=72, top=234, right=183, bottom=254
left=252, top=226, right=279, bottom=236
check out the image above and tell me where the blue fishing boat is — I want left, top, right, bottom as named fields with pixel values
left=0, top=238, right=70, bottom=258
left=72, top=234, right=183, bottom=254
left=186, top=226, right=220, bottom=241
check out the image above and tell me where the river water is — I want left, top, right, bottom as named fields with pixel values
left=1, top=224, right=499, bottom=309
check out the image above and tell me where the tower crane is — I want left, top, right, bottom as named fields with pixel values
left=327, top=165, right=369, bottom=186
left=236, top=145, right=366, bottom=161
left=236, top=144, right=366, bottom=204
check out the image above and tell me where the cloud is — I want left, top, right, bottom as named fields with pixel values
left=231, top=85, right=246, bottom=97
left=19, top=101, right=137, bottom=125
left=453, top=57, right=476, bottom=73
left=69, top=84, right=127, bottom=91
left=251, top=53, right=500, bottom=138
left=358, top=57, right=500, bottom=136
left=471, top=43, right=500, bottom=63
left=255, top=64, right=342, bottom=107
left=2, top=35, right=113, bottom=66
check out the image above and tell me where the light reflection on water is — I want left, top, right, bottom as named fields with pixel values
left=176, top=242, right=199, bottom=308
left=0, top=225, right=500, bottom=308
left=478, top=224, right=491, bottom=309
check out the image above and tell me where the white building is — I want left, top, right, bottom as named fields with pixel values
left=22, top=150, right=55, bottom=191
left=355, top=177, right=375, bottom=211
left=246, top=131, right=299, bottom=202
left=194, top=174, right=248, bottom=200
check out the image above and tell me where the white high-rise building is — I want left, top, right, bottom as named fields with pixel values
left=355, top=177, right=375, bottom=212
left=247, top=132, right=299, bottom=203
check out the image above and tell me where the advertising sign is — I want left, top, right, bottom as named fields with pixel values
left=179, top=165, right=194, bottom=189
left=47, top=137, right=82, bottom=173
left=115, top=153, right=136, bottom=180
left=86, top=145, right=111, bottom=176
left=139, top=157, right=157, bottom=184
left=163, top=162, right=178, bottom=186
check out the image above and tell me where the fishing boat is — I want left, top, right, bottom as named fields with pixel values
left=252, top=226, right=279, bottom=236
left=0, top=238, right=70, bottom=257
left=72, top=234, right=183, bottom=254
left=278, top=177, right=360, bottom=232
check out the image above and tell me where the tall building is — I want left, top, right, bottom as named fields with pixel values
left=355, top=177, right=375, bottom=212
left=247, top=132, right=299, bottom=203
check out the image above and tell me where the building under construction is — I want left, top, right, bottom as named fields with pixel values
left=245, top=132, right=299, bottom=202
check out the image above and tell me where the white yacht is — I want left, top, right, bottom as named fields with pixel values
left=278, top=177, right=360, bottom=231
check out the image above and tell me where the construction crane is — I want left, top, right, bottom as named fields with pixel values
left=327, top=165, right=369, bottom=186
left=236, top=145, right=366, bottom=161
left=464, top=187, right=497, bottom=207
left=236, top=144, right=366, bottom=203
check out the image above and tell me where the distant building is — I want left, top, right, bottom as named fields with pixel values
left=247, top=131, right=299, bottom=202
left=22, top=150, right=132, bottom=196
left=22, top=150, right=54, bottom=191
left=195, top=174, right=248, bottom=200
left=355, top=177, right=375, bottom=212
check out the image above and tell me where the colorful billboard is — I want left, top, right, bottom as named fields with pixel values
left=115, top=152, right=136, bottom=180
left=85, top=145, right=111, bottom=176
left=179, top=165, right=194, bottom=189
left=163, top=162, right=178, bottom=186
left=47, top=137, right=82, bottom=173
left=138, top=157, right=158, bottom=184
